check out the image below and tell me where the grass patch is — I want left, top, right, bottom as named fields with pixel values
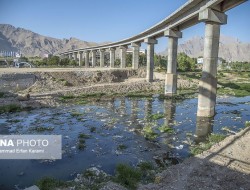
left=78, top=133, right=91, bottom=139
left=90, top=127, right=96, bottom=133
left=7, top=119, right=21, bottom=123
left=218, top=82, right=250, bottom=97
left=77, top=133, right=90, bottom=150
left=142, top=125, right=158, bottom=140
left=117, top=144, right=128, bottom=150
left=0, top=104, right=22, bottom=114
left=190, top=133, right=226, bottom=156
left=0, top=92, right=4, bottom=98
left=126, top=92, right=153, bottom=98
left=114, top=162, right=155, bottom=189
left=158, top=125, right=174, bottom=133
left=36, top=177, right=71, bottom=190
left=245, top=121, right=250, bottom=128
left=147, top=113, right=165, bottom=121
left=30, top=126, right=54, bottom=132
left=137, top=162, right=153, bottom=172
left=59, top=93, right=105, bottom=104
left=70, top=111, right=83, bottom=117
left=114, top=164, right=142, bottom=190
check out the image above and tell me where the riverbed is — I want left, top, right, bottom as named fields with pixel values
left=0, top=95, right=249, bottom=189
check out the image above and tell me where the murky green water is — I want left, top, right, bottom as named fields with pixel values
left=0, top=95, right=249, bottom=189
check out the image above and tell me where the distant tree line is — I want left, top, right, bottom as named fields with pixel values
left=18, top=53, right=250, bottom=72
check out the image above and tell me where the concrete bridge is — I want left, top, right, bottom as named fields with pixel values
left=60, top=0, right=247, bottom=117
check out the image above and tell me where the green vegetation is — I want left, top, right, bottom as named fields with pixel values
left=117, top=144, right=128, bottom=150
left=90, top=127, right=96, bottom=133
left=36, top=177, right=71, bottom=190
left=137, top=161, right=153, bottom=172
left=29, top=126, right=54, bottom=132
left=158, top=125, right=174, bottom=133
left=142, top=124, right=158, bottom=140
left=190, top=133, right=226, bottom=155
left=70, top=111, right=83, bottom=117
left=77, top=133, right=91, bottom=150
left=114, top=162, right=154, bottom=189
left=0, top=92, right=4, bottom=98
left=147, top=113, right=165, bottom=121
left=114, top=164, right=142, bottom=190
left=245, top=121, right=250, bottom=128
left=0, top=104, right=22, bottom=114
left=218, top=82, right=250, bottom=97
left=177, top=53, right=197, bottom=72
left=126, top=92, right=153, bottom=98
left=78, top=133, right=91, bottom=139
left=59, top=93, right=106, bottom=104
left=7, top=119, right=21, bottom=123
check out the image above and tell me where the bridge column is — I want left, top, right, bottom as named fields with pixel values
left=100, top=49, right=105, bottom=67
left=78, top=51, right=83, bottom=66
left=120, top=46, right=127, bottom=68
left=164, top=29, right=182, bottom=96
left=109, top=48, right=115, bottom=68
left=73, top=52, right=77, bottom=61
left=85, top=50, right=90, bottom=68
left=91, top=50, right=97, bottom=67
left=131, top=42, right=140, bottom=69
left=144, top=38, right=158, bottom=82
left=197, top=8, right=227, bottom=117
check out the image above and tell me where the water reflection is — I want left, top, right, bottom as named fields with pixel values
left=195, top=116, right=214, bottom=144
left=164, top=99, right=176, bottom=126
left=144, top=99, right=153, bottom=118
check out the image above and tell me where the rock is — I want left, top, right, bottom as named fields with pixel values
left=24, top=185, right=40, bottom=190
left=17, top=93, right=30, bottom=101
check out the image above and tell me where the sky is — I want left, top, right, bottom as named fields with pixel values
left=0, top=0, right=249, bottom=52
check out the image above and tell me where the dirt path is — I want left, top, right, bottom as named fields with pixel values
left=137, top=127, right=250, bottom=190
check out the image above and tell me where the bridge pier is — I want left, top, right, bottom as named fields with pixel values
left=120, top=46, right=127, bottom=68
left=85, top=51, right=90, bottom=68
left=197, top=8, right=227, bottom=117
left=144, top=38, right=157, bottom=82
left=78, top=51, right=83, bottom=66
left=100, top=49, right=105, bottom=67
left=91, top=50, right=97, bottom=67
left=109, top=48, right=115, bottom=68
left=131, top=42, right=140, bottom=69
left=164, top=29, right=182, bottom=96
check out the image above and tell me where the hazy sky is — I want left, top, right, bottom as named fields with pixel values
left=0, top=0, right=249, bottom=52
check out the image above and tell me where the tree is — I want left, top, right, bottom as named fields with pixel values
left=114, top=59, right=120, bottom=67
left=126, top=54, right=132, bottom=67
left=177, top=53, right=196, bottom=72
left=47, top=56, right=60, bottom=66
left=139, top=54, right=146, bottom=66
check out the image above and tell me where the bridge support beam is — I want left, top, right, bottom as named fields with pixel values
left=78, top=51, right=83, bottom=66
left=131, top=42, right=141, bottom=69
left=164, top=29, right=182, bottom=96
left=85, top=51, right=90, bottom=68
left=91, top=50, right=97, bottom=67
left=197, top=9, right=227, bottom=117
left=144, top=38, right=157, bottom=82
left=109, top=48, right=115, bottom=68
left=100, top=49, right=105, bottom=67
left=120, top=46, right=127, bottom=68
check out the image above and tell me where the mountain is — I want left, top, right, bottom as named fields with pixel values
left=160, top=35, right=250, bottom=62
left=1, top=24, right=249, bottom=61
left=0, top=24, right=101, bottom=57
